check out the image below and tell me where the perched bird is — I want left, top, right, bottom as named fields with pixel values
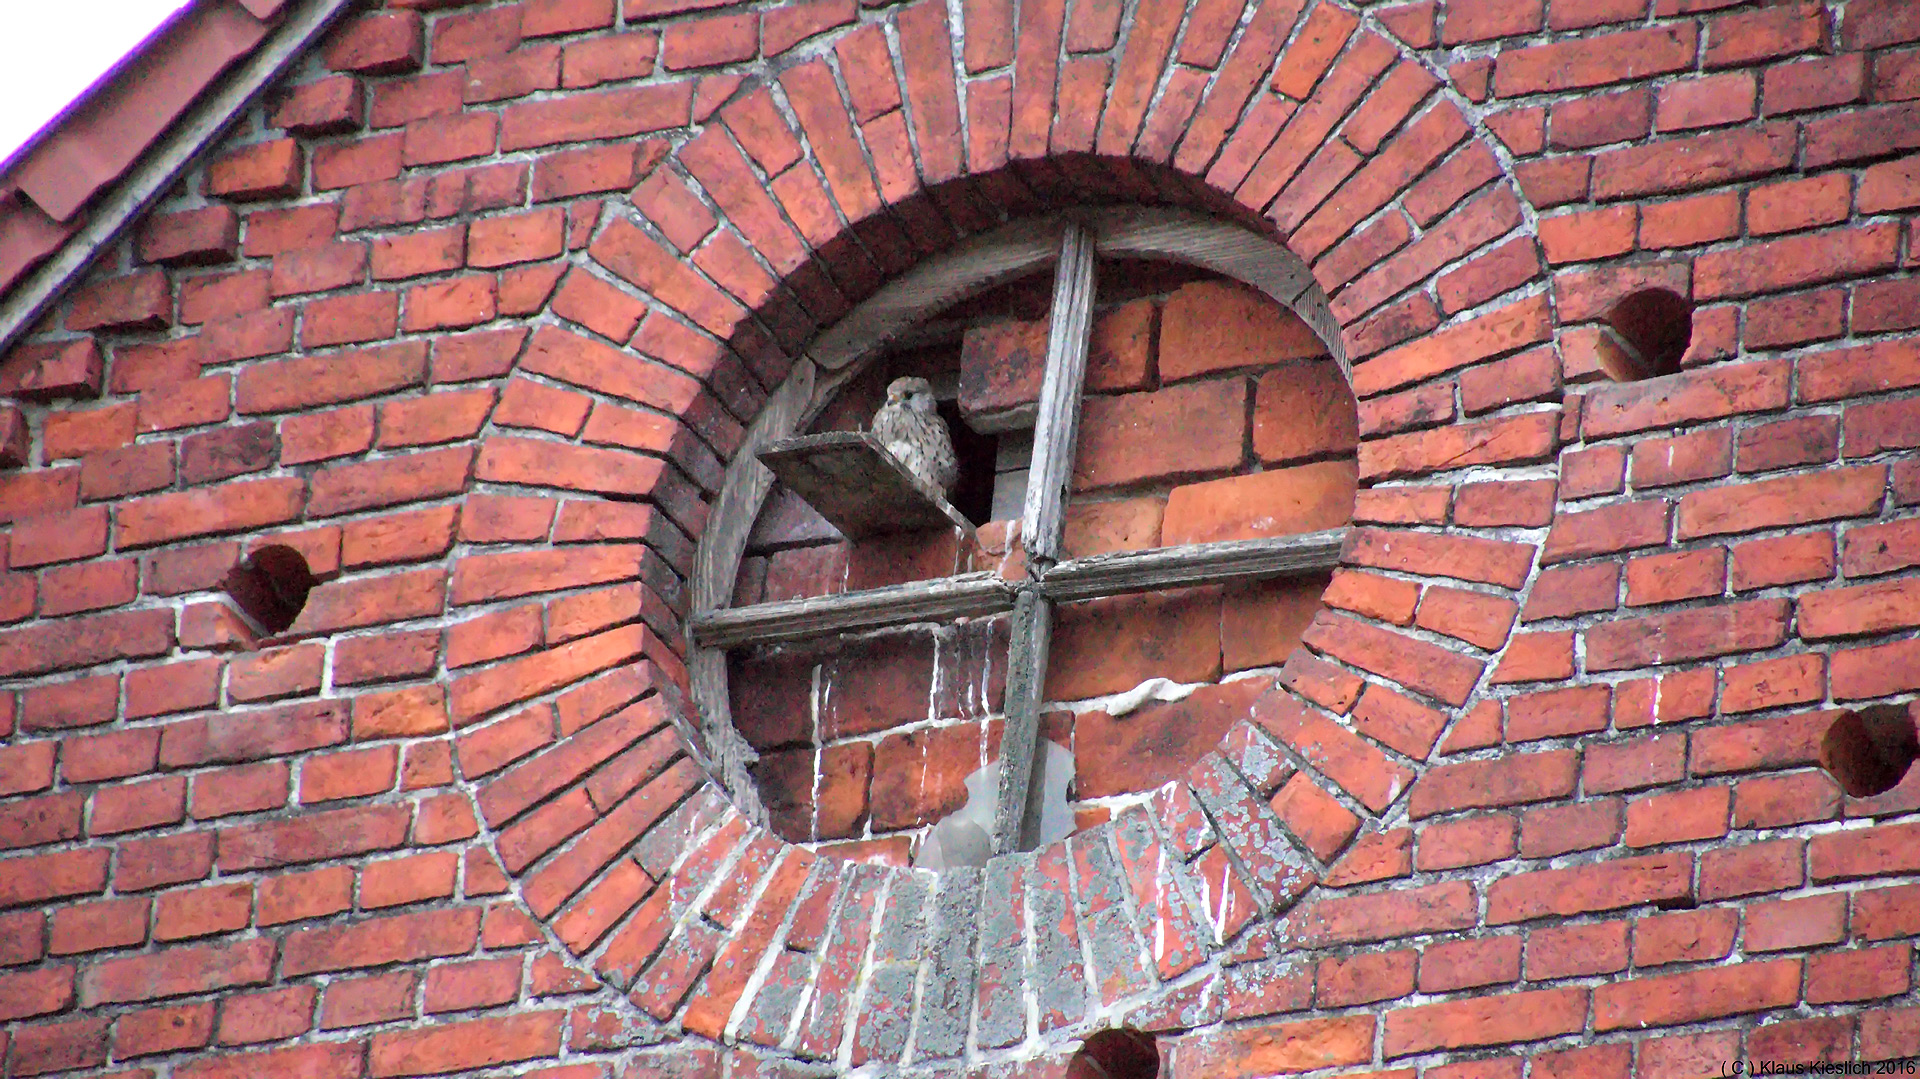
left=871, top=376, right=959, bottom=495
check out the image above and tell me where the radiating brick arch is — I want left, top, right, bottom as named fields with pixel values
left=431, top=1, right=1570, bottom=1067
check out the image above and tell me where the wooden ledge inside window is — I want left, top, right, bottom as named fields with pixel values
left=757, top=430, right=976, bottom=542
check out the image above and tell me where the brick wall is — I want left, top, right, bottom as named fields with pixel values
left=0, top=0, right=1917, bottom=1076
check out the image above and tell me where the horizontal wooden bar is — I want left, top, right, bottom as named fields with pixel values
left=1038, top=528, right=1347, bottom=603
left=689, top=572, right=1019, bottom=648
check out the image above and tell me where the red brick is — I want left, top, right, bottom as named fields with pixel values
left=1313, top=950, right=1415, bottom=1008
left=1624, top=785, right=1731, bottom=846
left=1656, top=71, right=1756, bottom=131
left=1526, top=920, right=1628, bottom=980
left=67, top=270, right=171, bottom=333
left=1494, top=23, right=1695, bottom=95
left=1765, top=53, right=1866, bottom=114
left=1640, top=190, right=1740, bottom=249
left=404, top=275, right=497, bottom=332
left=1590, top=121, right=1798, bottom=200
left=1700, top=837, right=1803, bottom=901
left=1411, top=750, right=1576, bottom=818
left=1323, top=569, right=1418, bottom=625
left=1160, top=280, right=1327, bottom=381
left=1414, top=586, right=1516, bottom=651
left=1270, top=774, right=1360, bottom=861
left=1385, top=988, right=1585, bottom=1057
left=115, top=1002, right=214, bottom=1057
left=1073, top=380, right=1247, bottom=489
left=1678, top=466, right=1885, bottom=540
left=1522, top=563, right=1619, bottom=622
left=79, top=939, right=274, bottom=1006
left=1593, top=960, right=1800, bottom=1031
left=1624, top=548, right=1724, bottom=607
left=117, top=478, right=305, bottom=549
left=46, top=896, right=145, bottom=956
left=1730, top=532, right=1834, bottom=591
left=1458, top=347, right=1560, bottom=416
left=1363, top=410, right=1560, bottom=482
left=1542, top=499, right=1669, bottom=564
left=500, top=83, right=692, bottom=150
left=1631, top=428, right=1733, bottom=488
left=1417, top=814, right=1515, bottom=871
left=256, top=865, right=352, bottom=927
left=1280, top=880, right=1476, bottom=949
left=153, top=882, right=252, bottom=943
left=561, top=32, right=662, bottom=90
left=469, top=207, right=566, bottom=269
left=327, top=12, right=423, bottom=74
left=1353, top=295, right=1552, bottom=397
left=272, top=75, right=364, bottom=136
left=207, top=140, right=302, bottom=201
left=1419, top=935, right=1521, bottom=994
left=243, top=204, right=339, bottom=258
left=1740, top=892, right=1846, bottom=954
left=1807, top=946, right=1910, bottom=1004
left=1586, top=598, right=1788, bottom=671
left=189, top=762, right=288, bottom=820
left=1854, top=882, right=1920, bottom=942
left=1698, top=224, right=1899, bottom=301
left=364, top=852, right=460, bottom=910
left=1704, top=1, right=1826, bottom=67
left=1303, top=612, right=1486, bottom=707
left=430, top=4, right=523, bottom=64
left=1344, top=526, right=1536, bottom=583
left=1489, top=851, right=1693, bottom=924
left=368, top=1011, right=563, bottom=1076
left=1161, top=462, right=1355, bottom=546
left=1539, top=205, right=1635, bottom=265
left=0, top=610, right=173, bottom=679
left=1173, top=1016, right=1374, bottom=1075
left=217, top=985, right=316, bottom=1046
left=139, top=206, right=240, bottom=266
left=322, top=970, right=416, bottom=1030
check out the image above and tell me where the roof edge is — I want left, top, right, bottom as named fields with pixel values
left=0, top=0, right=357, bottom=358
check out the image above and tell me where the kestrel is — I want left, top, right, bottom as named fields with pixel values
left=872, top=376, right=960, bottom=496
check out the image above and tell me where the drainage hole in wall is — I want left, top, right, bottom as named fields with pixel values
left=1069, top=1028, right=1159, bottom=1079
left=1821, top=703, right=1919, bottom=798
left=223, top=545, right=316, bottom=634
left=1598, top=287, right=1692, bottom=381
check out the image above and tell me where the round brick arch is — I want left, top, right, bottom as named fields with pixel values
left=440, top=0, right=1569, bottom=1067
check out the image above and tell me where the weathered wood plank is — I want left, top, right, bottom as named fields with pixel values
left=805, top=219, right=1065, bottom=370
left=1039, top=528, right=1348, bottom=603
left=1021, top=224, right=1098, bottom=566
left=689, top=573, right=1017, bottom=648
left=691, top=359, right=816, bottom=613
left=991, top=589, right=1053, bottom=855
left=758, top=431, right=976, bottom=540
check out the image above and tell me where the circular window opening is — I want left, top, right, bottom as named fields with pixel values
left=1597, top=287, right=1692, bottom=381
left=1820, top=703, right=1919, bottom=798
left=723, top=251, right=1356, bottom=865
left=223, top=544, right=316, bottom=634
left=1070, top=1028, right=1160, bottom=1078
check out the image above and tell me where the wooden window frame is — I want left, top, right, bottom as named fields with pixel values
left=685, top=206, right=1353, bottom=855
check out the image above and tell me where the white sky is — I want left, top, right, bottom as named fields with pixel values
left=0, top=1, right=195, bottom=168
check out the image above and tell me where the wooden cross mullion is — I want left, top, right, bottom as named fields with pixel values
left=690, top=217, right=1351, bottom=856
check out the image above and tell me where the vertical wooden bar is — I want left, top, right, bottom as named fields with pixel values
left=1020, top=223, right=1098, bottom=566
left=994, top=224, right=1097, bottom=853
left=990, top=589, right=1053, bottom=853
